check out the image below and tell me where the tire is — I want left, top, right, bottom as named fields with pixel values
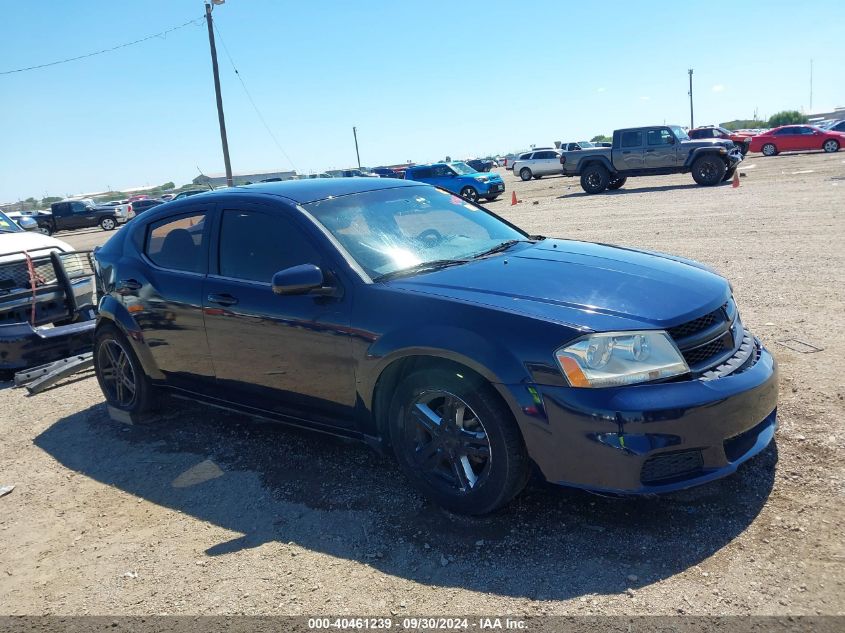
left=459, top=186, right=479, bottom=203
left=761, top=143, right=778, bottom=157
left=388, top=367, right=530, bottom=515
left=722, top=166, right=737, bottom=182
left=691, top=154, right=727, bottom=186
left=93, top=324, right=156, bottom=415
left=579, top=164, right=610, bottom=194
left=39, top=226, right=53, bottom=236
left=823, top=139, right=840, bottom=153
left=519, top=168, right=532, bottom=182
left=100, top=217, right=117, bottom=231
left=607, top=176, right=627, bottom=190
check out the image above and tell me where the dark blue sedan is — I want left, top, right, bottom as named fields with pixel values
left=92, top=178, right=777, bottom=514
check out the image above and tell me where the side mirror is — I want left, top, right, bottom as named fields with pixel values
left=18, top=216, right=39, bottom=231
left=272, top=264, right=331, bottom=296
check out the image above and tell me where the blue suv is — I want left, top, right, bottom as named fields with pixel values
left=404, top=162, right=505, bottom=202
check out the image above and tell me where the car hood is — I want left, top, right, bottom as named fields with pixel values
left=0, top=231, right=72, bottom=264
left=387, top=239, right=730, bottom=332
left=463, top=172, right=503, bottom=182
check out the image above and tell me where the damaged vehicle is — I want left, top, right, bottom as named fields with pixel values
left=92, top=179, right=778, bottom=515
left=0, top=210, right=97, bottom=379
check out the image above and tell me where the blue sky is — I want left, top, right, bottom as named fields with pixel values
left=1, top=0, right=843, bottom=201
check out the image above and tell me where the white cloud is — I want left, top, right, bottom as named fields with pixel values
left=596, top=87, right=607, bottom=93
left=639, top=96, right=650, bottom=101
left=712, top=84, right=726, bottom=92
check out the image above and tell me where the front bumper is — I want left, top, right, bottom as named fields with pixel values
left=498, top=342, right=778, bottom=493
left=479, top=181, right=506, bottom=196
left=0, top=319, right=95, bottom=371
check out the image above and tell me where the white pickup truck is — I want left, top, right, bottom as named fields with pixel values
left=510, top=148, right=563, bottom=181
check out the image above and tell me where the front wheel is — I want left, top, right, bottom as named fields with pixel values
left=580, top=164, right=610, bottom=194
left=607, top=176, right=627, bottom=190
left=519, top=168, right=532, bottom=181
left=761, top=143, right=778, bottom=156
left=100, top=217, right=117, bottom=231
left=823, top=139, right=840, bottom=153
left=388, top=368, right=530, bottom=515
left=93, top=325, right=155, bottom=415
left=459, top=186, right=479, bottom=203
left=691, top=155, right=727, bottom=186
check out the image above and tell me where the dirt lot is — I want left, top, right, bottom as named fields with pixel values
left=1, top=152, right=843, bottom=616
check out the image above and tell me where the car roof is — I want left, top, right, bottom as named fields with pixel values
left=204, top=177, right=422, bottom=204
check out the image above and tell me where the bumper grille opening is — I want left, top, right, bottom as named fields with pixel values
left=668, top=301, right=740, bottom=371
left=641, top=450, right=704, bottom=485
left=724, top=416, right=771, bottom=462
left=667, top=308, right=722, bottom=339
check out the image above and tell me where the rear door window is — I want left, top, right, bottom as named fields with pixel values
left=145, top=213, right=207, bottom=273
left=621, top=131, right=644, bottom=148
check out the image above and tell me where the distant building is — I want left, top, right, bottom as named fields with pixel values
left=194, top=170, right=297, bottom=187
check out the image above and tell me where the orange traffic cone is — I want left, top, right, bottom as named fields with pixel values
left=732, top=172, right=740, bottom=188
left=511, top=191, right=518, bottom=205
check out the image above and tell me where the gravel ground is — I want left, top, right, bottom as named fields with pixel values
left=1, top=151, right=843, bottom=616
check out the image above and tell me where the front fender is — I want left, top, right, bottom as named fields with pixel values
left=96, top=295, right=164, bottom=380
left=360, top=324, right=530, bottom=410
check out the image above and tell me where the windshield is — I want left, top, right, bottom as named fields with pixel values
left=0, top=211, right=24, bottom=233
left=670, top=126, right=690, bottom=141
left=303, top=185, right=526, bottom=279
left=449, top=162, right=476, bottom=175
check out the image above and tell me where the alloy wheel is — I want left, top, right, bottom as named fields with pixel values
left=823, top=140, right=839, bottom=153
left=697, top=161, right=717, bottom=180
left=97, top=339, right=137, bottom=408
left=102, top=218, right=116, bottom=230
left=461, top=187, right=478, bottom=202
left=762, top=144, right=776, bottom=156
left=404, top=390, right=492, bottom=494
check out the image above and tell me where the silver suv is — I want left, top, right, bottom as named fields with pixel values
left=511, top=149, right=562, bottom=181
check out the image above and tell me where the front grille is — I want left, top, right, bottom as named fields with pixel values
left=667, top=309, right=721, bottom=339
left=668, top=301, right=739, bottom=371
left=682, top=334, right=733, bottom=366
left=641, top=450, right=704, bottom=484
left=0, top=253, right=92, bottom=293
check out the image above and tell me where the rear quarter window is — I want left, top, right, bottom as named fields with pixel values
left=145, top=213, right=207, bottom=273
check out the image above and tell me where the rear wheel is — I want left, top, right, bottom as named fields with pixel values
left=388, top=367, right=530, bottom=515
left=519, top=167, right=532, bottom=181
left=761, top=143, right=778, bottom=156
left=607, top=176, right=627, bottom=190
left=823, top=139, right=840, bottom=153
left=580, top=164, right=610, bottom=194
left=459, top=186, right=479, bottom=203
left=94, top=325, right=155, bottom=415
left=691, top=154, right=727, bottom=186
left=100, top=217, right=116, bottom=231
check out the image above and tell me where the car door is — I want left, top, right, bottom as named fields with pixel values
left=644, top=127, right=678, bottom=169
left=775, top=126, right=799, bottom=151
left=429, top=164, right=457, bottom=192
left=797, top=126, right=821, bottom=150
left=617, top=130, right=645, bottom=169
left=532, top=150, right=557, bottom=175
left=136, top=207, right=216, bottom=391
left=202, top=201, right=356, bottom=428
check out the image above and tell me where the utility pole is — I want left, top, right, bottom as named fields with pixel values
left=352, top=126, right=361, bottom=168
left=688, top=68, right=694, bottom=129
left=205, top=2, right=233, bottom=187
left=810, top=59, right=813, bottom=112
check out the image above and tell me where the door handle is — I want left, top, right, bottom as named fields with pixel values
left=207, top=293, right=238, bottom=307
left=117, top=279, right=141, bottom=293
left=645, top=149, right=655, bottom=153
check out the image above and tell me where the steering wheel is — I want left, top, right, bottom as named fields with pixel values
left=416, top=228, right=443, bottom=247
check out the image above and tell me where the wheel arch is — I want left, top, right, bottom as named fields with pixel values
left=685, top=147, right=729, bottom=168
left=578, top=157, right=614, bottom=174
left=96, top=295, right=165, bottom=380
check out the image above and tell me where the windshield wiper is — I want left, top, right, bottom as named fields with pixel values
left=470, top=239, right=524, bottom=259
left=374, top=259, right=469, bottom=282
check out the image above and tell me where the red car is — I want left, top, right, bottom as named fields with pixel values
left=749, top=125, right=844, bottom=156
left=688, top=126, right=753, bottom=155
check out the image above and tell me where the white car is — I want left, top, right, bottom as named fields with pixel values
left=511, top=149, right=562, bottom=181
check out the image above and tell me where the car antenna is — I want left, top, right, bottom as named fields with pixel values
left=196, top=165, right=214, bottom=191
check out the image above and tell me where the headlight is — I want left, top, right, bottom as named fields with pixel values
left=555, top=331, right=689, bottom=388
left=474, top=176, right=489, bottom=183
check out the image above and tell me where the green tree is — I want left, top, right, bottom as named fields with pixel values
left=768, top=110, right=807, bottom=127
left=41, top=196, right=62, bottom=206
left=590, top=134, right=611, bottom=143
left=722, top=119, right=768, bottom=131
left=160, top=181, right=175, bottom=190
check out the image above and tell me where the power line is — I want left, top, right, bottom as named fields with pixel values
left=212, top=21, right=298, bottom=172
left=0, top=16, right=204, bottom=76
